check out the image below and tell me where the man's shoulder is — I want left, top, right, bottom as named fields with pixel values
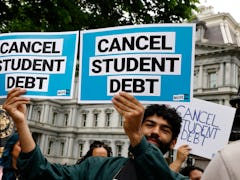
left=88, top=156, right=127, bottom=160
left=86, top=156, right=129, bottom=165
left=221, top=140, right=240, bottom=156
left=219, top=140, right=240, bottom=175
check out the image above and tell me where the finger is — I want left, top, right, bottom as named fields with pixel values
left=112, top=100, right=124, bottom=115
left=5, top=88, right=27, bottom=103
left=180, top=144, right=189, bottom=148
left=180, top=145, right=192, bottom=151
left=3, top=97, right=29, bottom=110
left=117, top=92, right=144, bottom=114
left=112, top=93, right=124, bottom=111
left=119, top=91, right=143, bottom=108
left=3, top=88, right=29, bottom=109
left=112, top=92, right=133, bottom=113
left=184, top=146, right=192, bottom=151
left=4, top=95, right=30, bottom=110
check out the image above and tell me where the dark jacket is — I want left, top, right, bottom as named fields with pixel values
left=17, top=137, right=188, bottom=180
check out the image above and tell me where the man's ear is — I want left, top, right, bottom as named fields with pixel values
left=170, top=139, right=177, bottom=149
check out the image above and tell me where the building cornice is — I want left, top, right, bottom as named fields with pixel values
left=195, top=42, right=240, bottom=56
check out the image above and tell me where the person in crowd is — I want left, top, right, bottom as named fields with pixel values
left=0, top=104, right=15, bottom=158
left=0, top=133, right=22, bottom=180
left=0, top=105, right=17, bottom=180
left=169, top=144, right=192, bottom=172
left=76, top=140, right=112, bottom=164
left=201, top=140, right=240, bottom=180
left=180, top=166, right=203, bottom=180
left=3, top=88, right=189, bottom=179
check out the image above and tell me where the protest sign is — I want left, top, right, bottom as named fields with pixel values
left=171, top=98, right=236, bottom=159
left=79, top=24, right=195, bottom=103
left=0, top=31, right=79, bottom=99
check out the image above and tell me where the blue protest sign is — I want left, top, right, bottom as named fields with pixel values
left=79, top=24, right=195, bottom=103
left=0, top=31, right=79, bottom=99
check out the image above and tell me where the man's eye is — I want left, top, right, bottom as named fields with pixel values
left=162, top=129, right=170, bottom=134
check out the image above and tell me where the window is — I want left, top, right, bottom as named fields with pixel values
left=82, top=114, right=87, bottom=127
left=93, top=113, right=98, bottom=127
left=105, top=109, right=113, bottom=127
left=208, top=72, right=217, bottom=88
left=37, top=110, right=41, bottom=121
left=194, top=70, right=199, bottom=89
left=47, top=141, right=53, bottom=155
left=32, top=132, right=40, bottom=144
left=81, top=110, right=89, bottom=127
left=118, top=115, right=123, bottom=127
left=52, top=112, right=57, bottom=125
left=33, top=106, right=41, bottom=122
left=105, top=112, right=111, bottom=127
left=64, top=113, right=68, bottom=126
left=116, top=145, right=122, bottom=157
left=92, top=109, right=101, bottom=127
left=60, top=142, right=65, bottom=156
left=78, top=143, right=84, bottom=157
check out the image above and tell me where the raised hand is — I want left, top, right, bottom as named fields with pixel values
left=169, top=144, right=192, bottom=172
left=3, top=88, right=30, bottom=125
left=3, top=88, right=35, bottom=153
left=112, top=91, right=145, bottom=147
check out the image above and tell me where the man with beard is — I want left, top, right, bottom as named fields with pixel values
left=140, top=104, right=192, bottom=172
left=3, top=88, right=188, bottom=180
left=140, top=104, right=191, bottom=173
left=141, top=104, right=181, bottom=155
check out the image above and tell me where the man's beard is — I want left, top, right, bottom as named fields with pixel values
left=145, top=134, right=172, bottom=154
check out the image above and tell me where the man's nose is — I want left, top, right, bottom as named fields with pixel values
left=151, top=126, right=160, bottom=135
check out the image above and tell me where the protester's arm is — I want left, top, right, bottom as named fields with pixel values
left=112, top=91, right=145, bottom=147
left=3, top=88, right=35, bottom=153
left=169, top=144, right=191, bottom=172
left=17, top=145, right=87, bottom=179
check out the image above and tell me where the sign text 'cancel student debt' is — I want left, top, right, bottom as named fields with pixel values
left=79, top=24, right=195, bottom=103
left=91, top=33, right=180, bottom=95
left=0, top=39, right=65, bottom=91
left=0, top=32, right=78, bottom=99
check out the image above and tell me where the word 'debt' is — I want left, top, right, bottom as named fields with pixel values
left=89, top=32, right=181, bottom=95
left=176, top=105, right=221, bottom=146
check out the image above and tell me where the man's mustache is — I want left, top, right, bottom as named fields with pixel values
left=145, top=133, right=171, bottom=154
left=146, top=134, right=162, bottom=147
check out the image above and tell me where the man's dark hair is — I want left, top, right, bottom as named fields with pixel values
left=143, top=104, right=182, bottom=140
left=76, top=140, right=112, bottom=164
left=180, top=166, right=204, bottom=177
